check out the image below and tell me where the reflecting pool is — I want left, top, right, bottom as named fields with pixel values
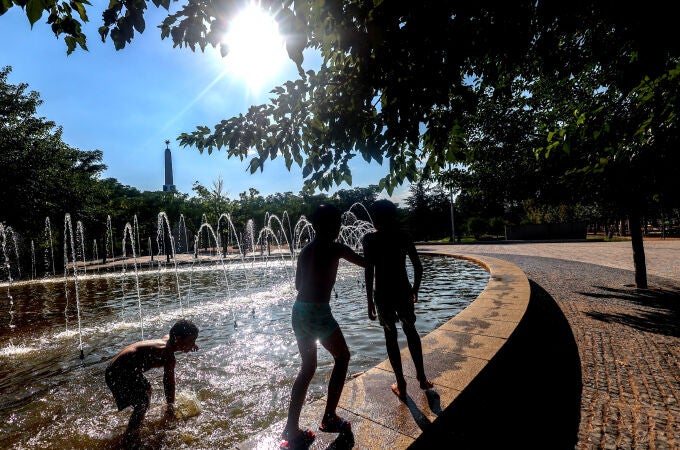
left=0, top=255, right=488, bottom=449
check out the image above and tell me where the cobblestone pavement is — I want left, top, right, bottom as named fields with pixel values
left=446, top=240, right=680, bottom=283
left=418, top=240, right=680, bottom=449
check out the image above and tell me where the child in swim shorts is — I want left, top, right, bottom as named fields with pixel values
left=105, top=319, right=199, bottom=443
left=281, top=204, right=365, bottom=449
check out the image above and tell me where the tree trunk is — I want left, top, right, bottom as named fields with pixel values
left=629, top=210, right=648, bottom=289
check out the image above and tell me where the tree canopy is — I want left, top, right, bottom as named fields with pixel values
left=4, top=1, right=680, bottom=287
left=0, top=66, right=106, bottom=237
left=5, top=1, right=678, bottom=195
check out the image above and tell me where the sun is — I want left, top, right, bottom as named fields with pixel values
left=221, top=3, right=287, bottom=92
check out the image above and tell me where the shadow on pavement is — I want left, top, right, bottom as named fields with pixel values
left=410, top=280, right=582, bottom=449
left=581, top=286, right=680, bottom=337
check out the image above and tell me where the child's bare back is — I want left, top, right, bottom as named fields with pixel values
left=296, top=239, right=363, bottom=303
left=108, top=337, right=175, bottom=373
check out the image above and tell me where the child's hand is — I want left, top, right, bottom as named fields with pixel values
left=163, top=404, right=178, bottom=427
left=162, top=403, right=177, bottom=426
left=367, top=301, right=376, bottom=321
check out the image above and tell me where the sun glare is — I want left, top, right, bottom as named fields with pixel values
left=222, top=3, right=287, bottom=92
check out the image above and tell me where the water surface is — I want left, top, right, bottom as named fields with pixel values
left=0, top=255, right=488, bottom=449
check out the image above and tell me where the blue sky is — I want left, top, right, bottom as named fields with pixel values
left=0, top=4, right=409, bottom=203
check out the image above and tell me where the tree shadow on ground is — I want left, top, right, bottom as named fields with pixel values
left=580, top=286, right=680, bottom=337
left=410, top=280, right=582, bottom=450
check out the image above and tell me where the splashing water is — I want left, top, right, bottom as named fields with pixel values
left=123, top=222, right=145, bottom=339
left=0, top=207, right=489, bottom=448
left=0, top=254, right=488, bottom=448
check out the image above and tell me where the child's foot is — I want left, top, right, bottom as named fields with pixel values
left=391, top=382, right=407, bottom=400
left=319, top=413, right=351, bottom=433
left=280, top=428, right=315, bottom=449
left=122, top=429, right=141, bottom=449
left=417, top=376, right=434, bottom=390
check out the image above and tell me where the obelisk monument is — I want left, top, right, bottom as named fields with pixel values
left=163, top=140, right=176, bottom=192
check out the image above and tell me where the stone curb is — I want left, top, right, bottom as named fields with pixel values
left=235, top=252, right=530, bottom=449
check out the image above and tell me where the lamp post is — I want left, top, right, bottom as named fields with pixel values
left=449, top=188, right=456, bottom=244
left=446, top=163, right=457, bottom=244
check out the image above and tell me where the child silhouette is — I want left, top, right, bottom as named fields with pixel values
left=282, top=204, right=365, bottom=449
left=105, top=319, right=199, bottom=443
left=363, top=200, right=433, bottom=399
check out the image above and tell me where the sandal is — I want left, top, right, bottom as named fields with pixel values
left=319, top=414, right=351, bottom=433
left=280, top=429, right=315, bottom=449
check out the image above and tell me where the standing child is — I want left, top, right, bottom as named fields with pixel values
left=362, top=200, right=433, bottom=399
left=282, top=203, right=365, bottom=449
left=105, top=319, right=199, bottom=442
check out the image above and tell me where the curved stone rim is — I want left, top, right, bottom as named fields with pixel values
left=236, top=251, right=531, bottom=449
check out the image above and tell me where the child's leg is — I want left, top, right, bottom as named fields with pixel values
left=284, top=336, right=317, bottom=437
left=402, top=322, right=433, bottom=389
left=320, top=327, right=350, bottom=421
left=383, top=325, right=407, bottom=395
left=126, top=386, right=151, bottom=436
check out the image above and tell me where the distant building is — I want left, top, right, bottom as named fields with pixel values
left=163, top=140, right=176, bottom=192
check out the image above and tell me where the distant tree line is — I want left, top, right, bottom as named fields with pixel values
left=1, top=64, right=678, bottom=285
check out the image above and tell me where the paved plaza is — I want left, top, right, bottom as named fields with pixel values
left=417, top=239, right=680, bottom=449
left=437, top=239, right=680, bottom=284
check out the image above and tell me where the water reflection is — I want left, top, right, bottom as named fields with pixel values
left=0, top=256, right=487, bottom=449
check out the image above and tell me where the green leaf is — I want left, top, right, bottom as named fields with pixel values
left=73, top=1, right=88, bottom=22
left=65, top=35, right=77, bottom=54
left=98, top=25, right=109, bottom=41
left=343, top=171, right=352, bottom=186
left=302, top=163, right=312, bottom=178
left=26, top=0, right=46, bottom=26
left=1, top=0, right=14, bottom=15
left=248, top=157, right=260, bottom=174
left=131, top=13, right=145, bottom=33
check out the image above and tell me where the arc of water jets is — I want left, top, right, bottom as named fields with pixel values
left=63, top=214, right=84, bottom=359
left=45, top=217, right=56, bottom=277
left=1, top=208, right=376, bottom=358
left=157, top=212, right=184, bottom=316
left=123, top=222, right=145, bottom=339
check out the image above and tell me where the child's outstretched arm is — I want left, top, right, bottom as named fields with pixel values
left=364, top=264, right=376, bottom=321
left=163, top=357, right=177, bottom=407
left=339, top=245, right=366, bottom=268
left=407, top=242, right=423, bottom=302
